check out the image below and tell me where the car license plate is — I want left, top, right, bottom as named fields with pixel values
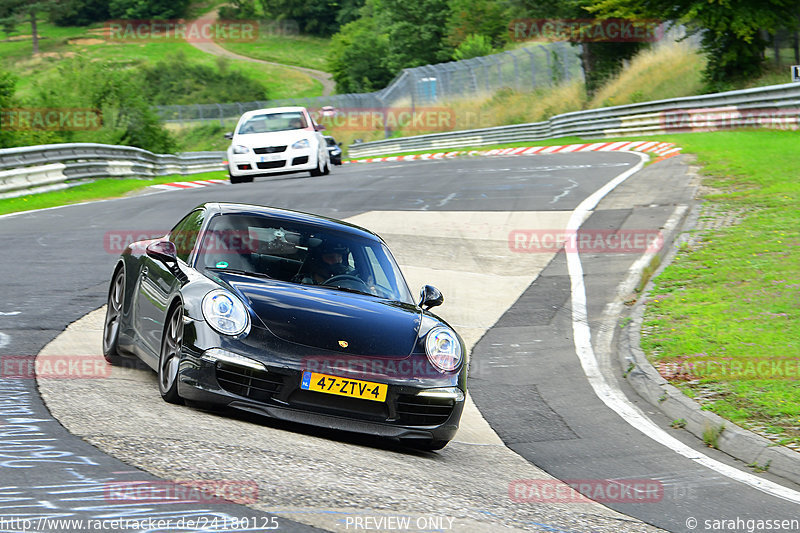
left=260, top=154, right=281, bottom=162
left=300, top=371, right=387, bottom=402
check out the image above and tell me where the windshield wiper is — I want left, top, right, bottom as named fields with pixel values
left=205, top=267, right=272, bottom=279
left=313, top=284, right=377, bottom=298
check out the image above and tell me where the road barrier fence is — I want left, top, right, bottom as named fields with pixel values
left=3, top=82, right=798, bottom=198
left=0, top=143, right=224, bottom=199
left=346, top=82, right=800, bottom=158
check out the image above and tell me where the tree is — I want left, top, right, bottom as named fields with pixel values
left=590, top=0, right=800, bottom=89
left=328, top=15, right=393, bottom=92
left=447, top=0, right=510, bottom=50
left=50, top=0, right=109, bottom=26
left=508, top=0, right=645, bottom=95
left=336, top=0, right=365, bottom=27
left=107, top=0, right=191, bottom=20
left=0, top=69, right=15, bottom=147
left=0, top=0, right=57, bottom=54
left=452, top=34, right=494, bottom=60
left=374, top=0, right=453, bottom=72
left=258, top=0, right=341, bottom=36
left=219, top=0, right=257, bottom=20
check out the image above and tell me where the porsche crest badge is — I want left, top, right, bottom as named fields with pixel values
left=338, top=340, right=349, bottom=348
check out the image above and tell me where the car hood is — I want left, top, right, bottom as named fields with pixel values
left=219, top=274, right=422, bottom=358
left=233, top=129, right=314, bottom=148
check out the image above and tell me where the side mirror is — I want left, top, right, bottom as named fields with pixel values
left=314, top=124, right=326, bottom=132
left=224, top=132, right=234, bottom=140
left=146, top=241, right=188, bottom=283
left=419, top=285, right=444, bottom=310
left=337, top=142, right=342, bottom=146
left=146, top=240, right=178, bottom=265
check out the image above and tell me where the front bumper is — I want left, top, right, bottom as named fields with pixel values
left=228, top=149, right=316, bottom=176
left=178, top=353, right=464, bottom=444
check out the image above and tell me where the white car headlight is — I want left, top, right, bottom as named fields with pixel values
left=292, top=139, right=310, bottom=149
left=232, top=145, right=250, bottom=154
left=201, top=290, right=250, bottom=336
left=425, top=327, right=462, bottom=372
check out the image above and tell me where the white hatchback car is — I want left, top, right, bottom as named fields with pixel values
left=225, top=106, right=331, bottom=183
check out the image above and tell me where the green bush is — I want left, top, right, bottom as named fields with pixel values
left=452, top=34, right=494, bottom=61
left=5, top=60, right=176, bottom=153
left=140, top=54, right=268, bottom=105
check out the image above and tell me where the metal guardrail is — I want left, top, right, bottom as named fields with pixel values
left=0, top=143, right=225, bottom=199
left=347, top=82, right=800, bottom=158
left=4, top=82, right=799, bottom=198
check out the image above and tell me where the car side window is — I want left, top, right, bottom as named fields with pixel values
left=170, top=210, right=204, bottom=263
left=364, top=246, right=391, bottom=288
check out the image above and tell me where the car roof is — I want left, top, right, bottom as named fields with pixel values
left=200, top=203, right=381, bottom=241
left=239, top=107, right=308, bottom=120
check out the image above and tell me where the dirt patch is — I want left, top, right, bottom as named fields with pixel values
left=3, top=34, right=31, bottom=41
left=87, top=27, right=112, bottom=36
left=68, top=38, right=106, bottom=45
left=37, top=51, right=76, bottom=59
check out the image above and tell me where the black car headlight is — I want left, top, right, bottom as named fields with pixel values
left=425, top=327, right=462, bottom=372
left=201, top=289, right=250, bottom=336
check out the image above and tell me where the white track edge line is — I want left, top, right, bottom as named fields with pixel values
left=565, top=152, right=800, bottom=504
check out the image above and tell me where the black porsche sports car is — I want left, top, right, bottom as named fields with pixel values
left=102, top=203, right=467, bottom=449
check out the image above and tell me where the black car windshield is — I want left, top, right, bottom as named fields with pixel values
left=196, top=214, right=414, bottom=304
left=237, top=111, right=307, bottom=134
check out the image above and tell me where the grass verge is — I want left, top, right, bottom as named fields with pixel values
left=217, top=30, right=331, bottom=72
left=3, top=20, right=322, bottom=101
left=638, top=129, right=800, bottom=449
left=339, top=128, right=800, bottom=449
left=0, top=171, right=227, bottom=216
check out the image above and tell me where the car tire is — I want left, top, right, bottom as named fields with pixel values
left=323, top=159, right=330, bottom=175
left=102, top=268, right=126, bottom=365
left=309, top=155, right=324, bottom=177
left=158, top=303, right=184, bottom=405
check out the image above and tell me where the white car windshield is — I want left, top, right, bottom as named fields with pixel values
left=238, top=112, right=307, bottom=134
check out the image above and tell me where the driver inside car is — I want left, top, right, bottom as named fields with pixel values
left=311, top=242, right=354, bottom=284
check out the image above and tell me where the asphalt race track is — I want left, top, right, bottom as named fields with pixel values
left=1, top=153, right=798, bottom=532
